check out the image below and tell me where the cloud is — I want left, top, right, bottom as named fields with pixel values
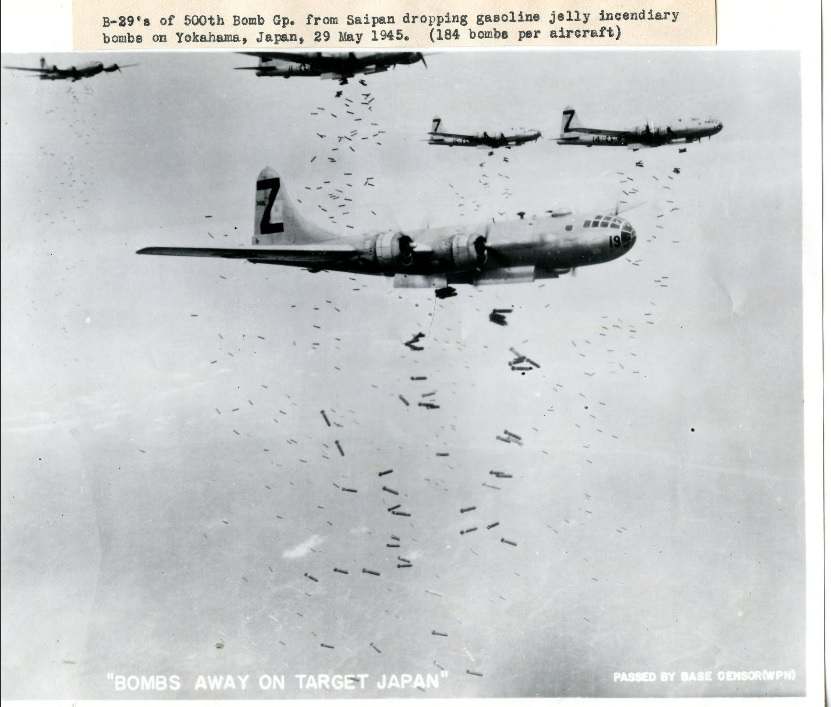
left=282, top=534, right=324, bottom=559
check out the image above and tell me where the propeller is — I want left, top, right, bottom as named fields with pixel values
left=609, top=200, right=645, bottom=217
left=419, top=52, right=427, bottom=68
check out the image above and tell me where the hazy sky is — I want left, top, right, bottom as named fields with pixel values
left=1, top=50, right=804, bottom=699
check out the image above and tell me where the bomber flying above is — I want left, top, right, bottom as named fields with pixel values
left=236, top=51, right=426, bottom=84
left=557, top=106, right=723, bottom=149
left=4, top=57, right=138, bottom=81
left=138, top=167, right=637, bottom=299
left=428, top=117, right=542, bottom=153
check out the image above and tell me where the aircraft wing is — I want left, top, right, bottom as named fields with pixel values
left=355, top=53, right=403, bottom=68
left=506, top=134, right=536, bottom=144
left=4, top=66, right=52, bottom=72
left=239, top=52, right=333, bottom=68
left=137, top=243, right=360, bottom=266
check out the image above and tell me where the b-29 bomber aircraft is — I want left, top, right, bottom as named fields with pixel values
left=138, top=167, right=637, bottom=299
left=236, top=51, right=426, bottom=84
left=557, top=106, right=723, bottom=149
left=428, top=117, right=542, bottom=151
left=4, top=57, right=138, bottom=81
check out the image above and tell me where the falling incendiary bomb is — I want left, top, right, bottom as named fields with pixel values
left=320, top=410, right=331, bottom=427
left=431, top=630, right=448, bottom=637
left=378, top=469, right=394, bottom=476
left=370, top=642, right=382, bottom=653
left=387, top=504, right=401, bottom=512
left=304, top=573, right=319, bottom=582
left=418, top=402, right=440, bottom=410
left=504, top=429, right=522, bottom=441
left=392, top=510, right=411, bottom=516
left=362, top=568, right=381, bottom=576
left=341, top=487, right=357, bottom=493
left=466, top=670, right=484, bottom=677
left=460, top=527, right=478, bottom=534
left=333, top=567, right=349, bottom=574
left=460, top=506, right=476, bottom=513
left=320, top=643, right=335, bottom=649
left=335, top=440, right=345, bottom=456
left=508, top=346, right=540, bottom=372
left=486, top=522, right=500, bottom=529
left=404, top=332, right=426, bottom=351
left=382, top=486, right=399, bottom=495
left=410, top=376, right=427, bottom=381
left=500, top=538, right=517, bottom=546
left=436, top=452, right=449, bottom=457
left=398, top=394, right=410, bottom=406
left=489, top=307, right=513, bottom=326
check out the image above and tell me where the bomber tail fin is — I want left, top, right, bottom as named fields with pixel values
left=254, top=167, right=337, bottom=245
left=561, top=106, right=583, bottom=135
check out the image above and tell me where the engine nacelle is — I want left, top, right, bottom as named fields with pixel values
left=435, top=231, right=488, bottom=271
left=374, top=231, right=415, bottom=268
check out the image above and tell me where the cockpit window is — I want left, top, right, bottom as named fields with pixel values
left=584, top=220, right=591, bottom=228
left=600, top=217, right=611, bottom=227
left=591, top=219, right=600, bottom=227
left=565, top=224, right=573, bottom=231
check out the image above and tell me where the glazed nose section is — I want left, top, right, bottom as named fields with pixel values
left=620, top=220, right=636, bottom=249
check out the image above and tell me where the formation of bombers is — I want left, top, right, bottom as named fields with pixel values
left=4, top=52, right=721, bottom=298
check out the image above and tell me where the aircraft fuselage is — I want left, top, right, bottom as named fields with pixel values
left=558, top=119, right=723, bottom=148
left=429, top=131, right=541, bottom=149
left=248, top=211, right=636, bottom=284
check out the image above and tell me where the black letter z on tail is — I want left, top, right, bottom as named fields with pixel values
left=257, top=177, right=284, bottom=234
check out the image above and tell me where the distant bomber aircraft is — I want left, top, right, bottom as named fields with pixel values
left=557, top=106, right=723, bottom=149
left=236, top=52, right=426, bottom=84
left=138, top=167, right=637, bottom=299
left=4, top=57, right=138, bottom=81
left=428, top=117, right=542, bottom=151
